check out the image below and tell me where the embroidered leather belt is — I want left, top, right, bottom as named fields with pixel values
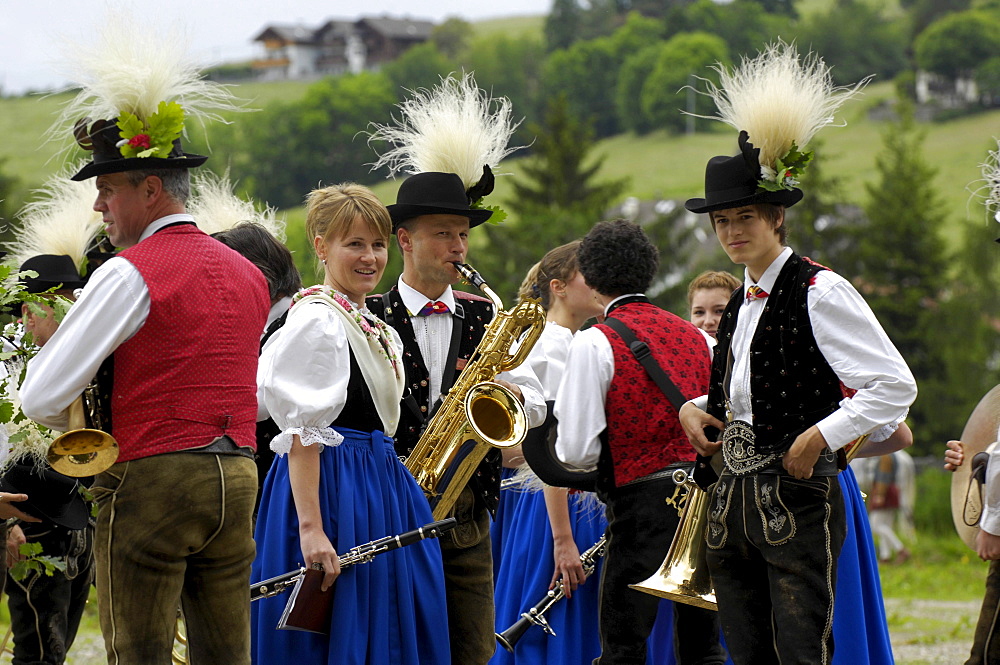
left=721, top=421, right=839, bottom=477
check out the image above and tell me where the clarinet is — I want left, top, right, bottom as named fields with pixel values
left=250, top=518, right=456, bottom=602
left=495, top=535, right=608, bottom=653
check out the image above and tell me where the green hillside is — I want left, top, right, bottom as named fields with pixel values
left=3, top=78, right=996, bottom=254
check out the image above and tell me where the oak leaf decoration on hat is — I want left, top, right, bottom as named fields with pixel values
left=367, top=72, right=524, bottom=224
left=691, top=41, right=870, bottom=194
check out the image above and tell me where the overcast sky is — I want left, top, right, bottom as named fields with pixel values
left=0, top=0, right=550, bottom=95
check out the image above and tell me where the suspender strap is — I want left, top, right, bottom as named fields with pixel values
left=603, top=316, right=717, bottom=487
left=603, top=317, right=687, bottom=410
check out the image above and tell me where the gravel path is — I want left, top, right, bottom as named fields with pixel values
left=1, top=598, right=984, bottom=664
left=887, top=598, right=980, bottom=665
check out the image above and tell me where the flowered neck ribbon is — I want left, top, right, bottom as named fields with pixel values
left=292, top=285, right=399, bottom=370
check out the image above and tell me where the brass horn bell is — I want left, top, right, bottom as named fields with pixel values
left=47, top=394, right=119, bottom=477
left=629, top=469, right=718, bottom=611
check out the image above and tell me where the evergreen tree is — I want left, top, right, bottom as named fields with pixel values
left=545, top=0, right=583, bottom=51
left=852, top=102, right=953, bottom=452
left=786, top=139, right=856, bottom=268
left=474, top=94, right=628, bottom=301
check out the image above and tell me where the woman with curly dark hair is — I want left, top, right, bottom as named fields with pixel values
left=553, top=219, right=726, bottom=665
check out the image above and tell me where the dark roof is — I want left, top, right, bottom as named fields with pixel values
left=316, top=19, right=356, bottom=39
left=356, top=16, right=434, bottom=40
left=253, top=24, right=318, bottom=44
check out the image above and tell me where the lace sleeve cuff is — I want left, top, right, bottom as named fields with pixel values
left=270, top=426, right=344, bottom=456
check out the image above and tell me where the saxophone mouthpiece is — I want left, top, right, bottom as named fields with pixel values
left=453, top=262, right=486, bottom=290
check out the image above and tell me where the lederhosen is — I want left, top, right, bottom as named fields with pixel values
left=704, top=254, right=847, bottom=665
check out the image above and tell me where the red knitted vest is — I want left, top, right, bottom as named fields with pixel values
left=596, top=302, right=711, bottom=486
left=112, top=224, right=269, bottom=461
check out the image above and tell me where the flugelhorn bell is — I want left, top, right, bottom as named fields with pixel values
left=951, top=384, right=1000, bottom=549
left=629, top=468, right=717, bottom=611
left=47, top=392, right=119, bottom=477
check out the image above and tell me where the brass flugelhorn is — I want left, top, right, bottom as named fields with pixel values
left=495, top=535, right=607, bottom=653
left=629, top=468, right=717, bottom=611
left=47, top=382, right=119, bottom=477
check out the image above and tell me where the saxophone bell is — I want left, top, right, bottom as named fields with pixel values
left=406, top=262, right=546, bottom=520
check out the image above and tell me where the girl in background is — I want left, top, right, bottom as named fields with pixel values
left=490, top=241, right=606, bottom=665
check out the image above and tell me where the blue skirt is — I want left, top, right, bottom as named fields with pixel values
left=832, top=466, right=894, bottom=664
left=251, top=427, right=450, bottom=665
left=491, top=468, right=522, bottom=582
left=490, top=487, right=607, bottom=665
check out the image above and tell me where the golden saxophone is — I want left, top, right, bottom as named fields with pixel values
left=405, top=262, right=546, bottom=520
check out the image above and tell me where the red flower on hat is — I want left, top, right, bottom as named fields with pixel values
left=128, top=134, right=151, bottom=149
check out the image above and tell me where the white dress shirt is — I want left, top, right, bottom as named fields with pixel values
left=257, top=295, right=405, bottom=454
left=21, top=215, right=193, bottom=430
left=395, top=278, right=546, bottom=428
left=555, top=295, right=714, bottom=470
left=691, top=247, right=916, bottom=451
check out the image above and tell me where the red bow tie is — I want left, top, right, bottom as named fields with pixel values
left=418, top=300, right=450, bottom=316
left=746, top=285, right=769, bottom=302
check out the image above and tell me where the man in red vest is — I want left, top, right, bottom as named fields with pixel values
left=20, top=78, right=269, bottom=665
left=554, top=219, right=727, bottom=665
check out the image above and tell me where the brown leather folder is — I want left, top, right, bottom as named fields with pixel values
left=276, top=568, right=334, bottom=634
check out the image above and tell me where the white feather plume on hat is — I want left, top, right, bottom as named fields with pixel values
left=188, top=170, right=285, bottom=241
left=6, top=161, right=104, bottom=273
left=694, top=41, right=869, bottom=186
left=974, top=138, right=1000, bottom=224
left=367, top=72, right=522, bottom=190
left=49, top=8, right=245, bottom=149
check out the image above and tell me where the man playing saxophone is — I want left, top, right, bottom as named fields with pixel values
left=366, top=171, right=545, bottom=665
left=367, top=74, right=545, bottom=665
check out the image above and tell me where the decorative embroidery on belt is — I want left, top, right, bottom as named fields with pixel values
left=706, top=477, right=732, bottom=550
left=721, top=420, right=780, bottom=475
left=755, top=476, right=795, bottom=545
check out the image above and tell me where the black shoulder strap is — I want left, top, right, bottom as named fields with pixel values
left=603, top=317, right=686, bottom=411
left=260, top=310, right=288, bottom=351
left=603, top=316, right=717, bottom=487
left=380, top=292, right=396, bottom=326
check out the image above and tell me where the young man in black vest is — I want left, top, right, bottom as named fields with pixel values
left=678, top=148, right=916, bottom=663
left=367, top=171, right=544, bottom=664
left=553, top=220, right=726, bottom=665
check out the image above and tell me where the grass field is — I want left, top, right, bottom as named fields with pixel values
left=4, top=78, right=998, bottom=261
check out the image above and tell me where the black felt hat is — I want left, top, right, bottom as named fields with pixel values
left=0, top=464, right=89, bottom=530
left=19, top=254, right=87, bottom=293
left=387, top=172, right=493, bottom=230
left=685, top=132, right=803, bottom=214
left=71, top=117, right=206, bottom=182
